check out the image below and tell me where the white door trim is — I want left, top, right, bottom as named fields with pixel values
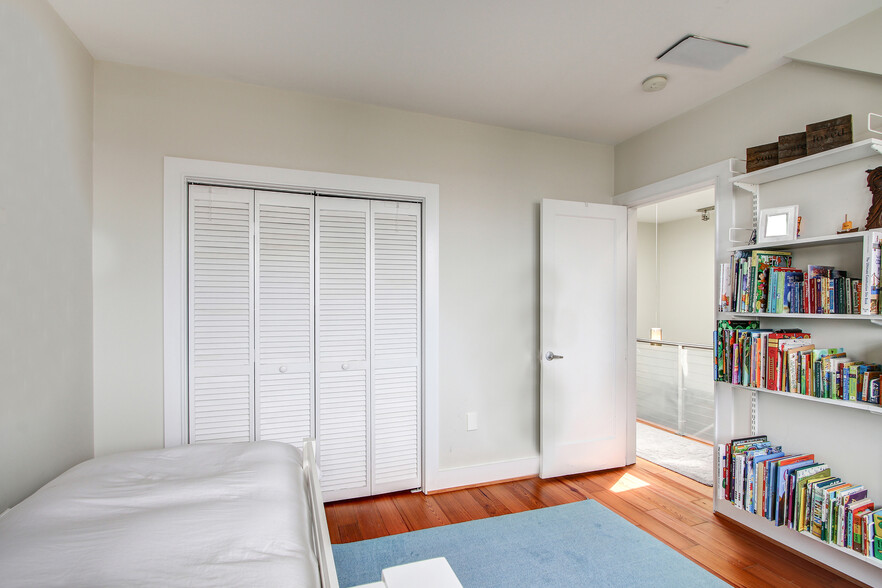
left=163, top=156, right=440, bottom=493
left=612, top=159, right=739, bottom=464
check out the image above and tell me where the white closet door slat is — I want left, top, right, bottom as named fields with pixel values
left=317, top=201, right=369, bottom=364
left=188, top=185, right=254, bottom=444
left=371, top=200, right=422, bottom=494
left=318, top=370, right=368, bottom=494
left=255, top=191, right=314, bottom=449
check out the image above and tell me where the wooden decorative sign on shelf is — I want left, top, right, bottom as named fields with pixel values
left=746, top=142, right=778, bottom=173
left=867, top=166, right=882, bottom=230
left=806, top=115, right=852, bottom=155
left=777, top=132, right=806, bottom=163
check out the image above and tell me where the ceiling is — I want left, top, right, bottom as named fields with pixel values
left=49, top=0, right=881, bottom=145
left=635, top=187, right=715, bottom=224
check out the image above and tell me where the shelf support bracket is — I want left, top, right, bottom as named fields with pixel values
left=871, top=318, right=882, bottom=327
left=733, top=181, right=759, bottom=196
left=871, top=143, right=882, bottom=156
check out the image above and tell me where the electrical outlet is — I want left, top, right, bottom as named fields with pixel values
left=466, top=412, right=477, bottom=431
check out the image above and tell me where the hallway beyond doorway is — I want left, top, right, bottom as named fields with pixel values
left=636, top=421, right=712, bottom=486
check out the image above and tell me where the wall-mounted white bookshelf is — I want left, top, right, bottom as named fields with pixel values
left=731, top=138, right=882, bottom=188
left=715, top=137, right=882, bottom=585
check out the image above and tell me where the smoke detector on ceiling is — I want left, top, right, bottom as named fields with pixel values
left=642, top=75, right=668, bottom=92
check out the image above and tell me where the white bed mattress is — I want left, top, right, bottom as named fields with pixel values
left=0, top=441, right=320, bottom=587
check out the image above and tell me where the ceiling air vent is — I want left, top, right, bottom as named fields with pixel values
left=657, top=35, right=748, bottom=70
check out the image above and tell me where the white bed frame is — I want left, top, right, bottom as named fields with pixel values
left=303, top=439, right=339, bottom=588
left=303, top=439, right=462, bottom=588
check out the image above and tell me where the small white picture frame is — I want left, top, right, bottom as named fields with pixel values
left=758, top=205, right=798, bottom=243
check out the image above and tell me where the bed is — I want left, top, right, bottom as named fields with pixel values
left=0, top=439, right=338, bottom=587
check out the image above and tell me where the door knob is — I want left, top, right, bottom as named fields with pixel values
left=545, top=351, right=564, bottom=361
left=279, top=366, right=288, bottom=373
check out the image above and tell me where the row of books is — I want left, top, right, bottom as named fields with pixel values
left=718, top=435, right=882, bottom=560
left=713, top=321, right=881, bottom=404
left=718, top=248, right=866, bottom=315
left=717, top=232, right=881, bottom=315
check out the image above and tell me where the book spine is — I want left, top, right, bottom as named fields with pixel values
left=862, top=232, right=882, bottom=314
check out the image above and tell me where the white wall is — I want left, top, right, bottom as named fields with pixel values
left=658, top=216, right=715, bottom=345
left=615, top=61, right=882, bottom=193
left=787, top=7, right=882, bottom=77
left=637, top=217, right=715, bottom=346
left=91, top=62, right=614, bottom=474
left=0, top=0, right=93, bottom=509
left=636, top=222, right=659, bottom=340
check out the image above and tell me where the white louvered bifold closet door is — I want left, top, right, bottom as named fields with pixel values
left=370, top=201, right=422, bottom=495
left=188, top=185, right=255, bottom=443
left=188, top=186, right=422, bottom=500
left=254, top=191, right=314, bottom=449
left=315, top=197, right=371, bottom=501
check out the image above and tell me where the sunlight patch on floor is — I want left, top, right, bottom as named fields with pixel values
left=610, top=472, right=650, bottom=493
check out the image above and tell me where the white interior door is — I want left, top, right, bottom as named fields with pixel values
left=254, top=191, right=314, bottom=448
left=188, top=185, right=255, bottom=443
left=540, top=198, right=629, bottom=478
left=315, top=196, right=372, bottom=500
left=370, top=200, right=422, bottom=495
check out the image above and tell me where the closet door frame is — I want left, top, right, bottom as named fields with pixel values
left=163, top=157, right=441, bottom=493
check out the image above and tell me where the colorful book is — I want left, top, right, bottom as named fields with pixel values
left=810, top=478, right=843, bottom=538
left=802, top=475, right=836, bottom=533
left=751, top=251, right=793, bottom=312
left=820, top=483, right=854, bottom=542
left=834, top=487, right=867, bottom=545
left=862, top=231, right=881, bottom=314
left=873, top=509, right=882, bottom=559
left=775, top=455, right=815, bottom=526
left=791, top=465, right=830, bottom=530
left=766, top=332, right=809, bottom=390
left=849, top=500, right=874, bottom=550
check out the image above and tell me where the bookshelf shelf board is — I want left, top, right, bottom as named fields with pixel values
left=720, top=311, right=882, bottom=325
left=728, top=230, right=877, bottom=253
left=717, top=502, right=882, bottom=574
left=730, top=384, right=882, bottom=416
left=730, top=138, right=882, bottom=186
left=798, top=531, right=882, bottom=571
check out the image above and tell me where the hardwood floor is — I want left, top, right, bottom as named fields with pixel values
left=325, top=458, right=866, bottom=587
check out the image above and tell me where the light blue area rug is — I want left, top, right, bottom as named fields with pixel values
left=333, top=499, right=728, bottom=587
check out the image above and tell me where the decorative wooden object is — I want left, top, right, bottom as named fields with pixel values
left=806, top=115, right=852, bottom=155
left=778, top=132, right=806, bottom=163
left=746, top=142, right=778, bottom=173
left=837, top=214, right=858, bottom=234
left=867, top=166, right=882, bottom=230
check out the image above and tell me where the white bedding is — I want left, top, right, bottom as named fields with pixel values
left=0, top=441, right=320, bottom=587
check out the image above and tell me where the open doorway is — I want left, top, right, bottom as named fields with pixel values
left=634, top=187, right=715, bottom=485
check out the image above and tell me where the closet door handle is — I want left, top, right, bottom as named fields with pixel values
left=341, top=363, right=350, bottom=370
left=545, top=351, right=564, bottom=361
left=279, top=365, right=288, bottom=373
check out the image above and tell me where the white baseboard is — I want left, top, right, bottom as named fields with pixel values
left=427, top=456, right=539, bottom=493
